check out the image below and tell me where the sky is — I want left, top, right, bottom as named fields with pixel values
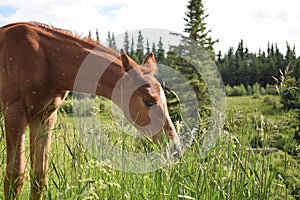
left=0, top=0, right=299, bottom=56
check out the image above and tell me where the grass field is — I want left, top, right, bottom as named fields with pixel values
left=0, top=95, right=299, bottom=199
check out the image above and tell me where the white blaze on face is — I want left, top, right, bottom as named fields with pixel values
left=157, top=85, right=181, bottom=151
left=159, top=85, right=168, bottom=110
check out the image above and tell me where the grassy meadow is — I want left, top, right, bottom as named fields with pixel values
left=0, top=95, right=299, bottom=199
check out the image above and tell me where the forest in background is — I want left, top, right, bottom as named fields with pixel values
left=98, top=27, right=300, bottom=109
left=30, top=0, right=299, bottom=198
left=81, top=0, right=300, bottom=134
left=103, top=31, right=300, bottom=89
left=51, top=0, right=300, bottom=198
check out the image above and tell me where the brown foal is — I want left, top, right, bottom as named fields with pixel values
left=0, top=22, right=180, bottom=199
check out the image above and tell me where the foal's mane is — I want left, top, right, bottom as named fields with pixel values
left=30, top=22, right=119, bottom=58
left=30, top=22, right=97, bottom=44
left=30, top=22, right=156, bottom=75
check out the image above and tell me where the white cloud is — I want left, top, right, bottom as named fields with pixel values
left=0, top=0, right=299, bottom=55
left=0, top=0, right=187, bottom=40
left=206, top=0, right=300, bottom=54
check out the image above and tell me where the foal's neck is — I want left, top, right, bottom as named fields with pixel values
left=49, top=37, right=125, bottom=99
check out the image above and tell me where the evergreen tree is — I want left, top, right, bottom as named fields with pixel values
left=107, top=31, right=117, bottom=51
left=146, top=38, right=150, bottom=55
left=183, top=0, right=218, bottom=58
left=123, top=31, right=130, bottom=53
left=107, top=31, right=112, bottom=48
left=275, top=44, right=285, bottom=74
left=249, top=53, right=261, bottom=85
left=216, top=40, right=299, bottom=91
left=136, top=31, right=144, bottom=50
left=285, top=44, right=300, bottom=81
left=151, top=42, right=157, bottom=57
left=163, top=0, right=218, bottom=118
left=96, top=28, right=100, bottom=42
left=293, top=57, right=300, bottom=80
left=136, top=30, right=144, bottom=63
left=111, top=32, right=117, bottom=51
left=285, top=43, right=296, bottom=67
left=236, top=41, right=253, bottom=86
left=157, top=37, right=165, bottom=64
left=130, top=36, right=135, bottom=58
left=216, top=51, right=222, bottom=63
left=222, top=47, right=236, bottom=86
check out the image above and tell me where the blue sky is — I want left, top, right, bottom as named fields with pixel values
left=0, top=5, right=16, bottom=17
left=96, top=4, right=126, bottom=19
left=0, top=0, right=299, bottom=55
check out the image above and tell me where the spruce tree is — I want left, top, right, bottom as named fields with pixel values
left=88, top=30, right=92, bottom=39
left=184, top=0, right=218, bottom=58
left=152, top=42, right=157, bottom=57
left=107, top=31, right=112, bottom=48
left=236, top=40, right=245, bottom=59
left=111, top=33, right=117, bottom=51
left=123, top=31, right=130, bottom=53
left=157, top=37, right=165, bottom=64
left=136, top=30, right=144, bottom=63
left=294, top=58, right=300, bottom=80
left=165, top=0, right=218, bottom=118
left=285, top=43, right=296, bottom=67
left=130, top=36, right=135, bottom=59
left=146, top=38, right=150, bottom=55
left=218, top=47, right=235, bottom=86
left=96, top=28, right=100, bottom=42
left=107, top=31, right=117, bottom=51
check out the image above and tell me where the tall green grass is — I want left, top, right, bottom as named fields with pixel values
left=0, top=95, right=299, bottom=199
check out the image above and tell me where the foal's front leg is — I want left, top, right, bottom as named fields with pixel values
left=29, top=110, right=57, bottom=200
left=3, top=103, right=28, bottom=200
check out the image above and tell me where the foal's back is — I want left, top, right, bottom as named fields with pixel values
left=0, top=23, right=68, bottom=118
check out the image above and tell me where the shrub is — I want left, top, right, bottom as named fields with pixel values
left=252, top=83, right=261, bottom=95
left=59, top=96, right=112, bottom=116
left=225, top=85, right=234, bottom=96
left=263, top=96, right=279, bottom=108
left=247, top=85, right=253, bottom=95
left=252, top=94, right=260, bottom=99
left=224, top=83, right=278, bottom=97
left=260, top=87, right=266, bottom=95
left=232, top=84, right=247, bottom=96
left=274, top=67, right=300, bottom=110
left=265, top=84, right=276, bottom=95
left=72, top=98, right=99, bottom=117
left=59, top=99, right=73, bottom=114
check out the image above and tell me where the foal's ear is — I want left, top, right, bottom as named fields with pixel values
left=142, top=52, right=156, bottom=67
left=120, top=48, right=136, bottom=72
left=142, top=52, right=157, bottom=75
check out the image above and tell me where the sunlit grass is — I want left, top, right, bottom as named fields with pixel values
left=0, top=95, right=299, bottom=199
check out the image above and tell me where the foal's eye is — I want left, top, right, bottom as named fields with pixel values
left=144, top=99, right=156, bottom=107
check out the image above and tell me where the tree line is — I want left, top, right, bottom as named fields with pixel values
left=217, top=40, right=300, bottom=87
left=88, top=0, right=299, bottom=114
left=105, top=31, right=300, bottom=87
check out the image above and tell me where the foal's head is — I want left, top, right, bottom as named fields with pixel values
left=114, top=49, right=180, bottom=151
